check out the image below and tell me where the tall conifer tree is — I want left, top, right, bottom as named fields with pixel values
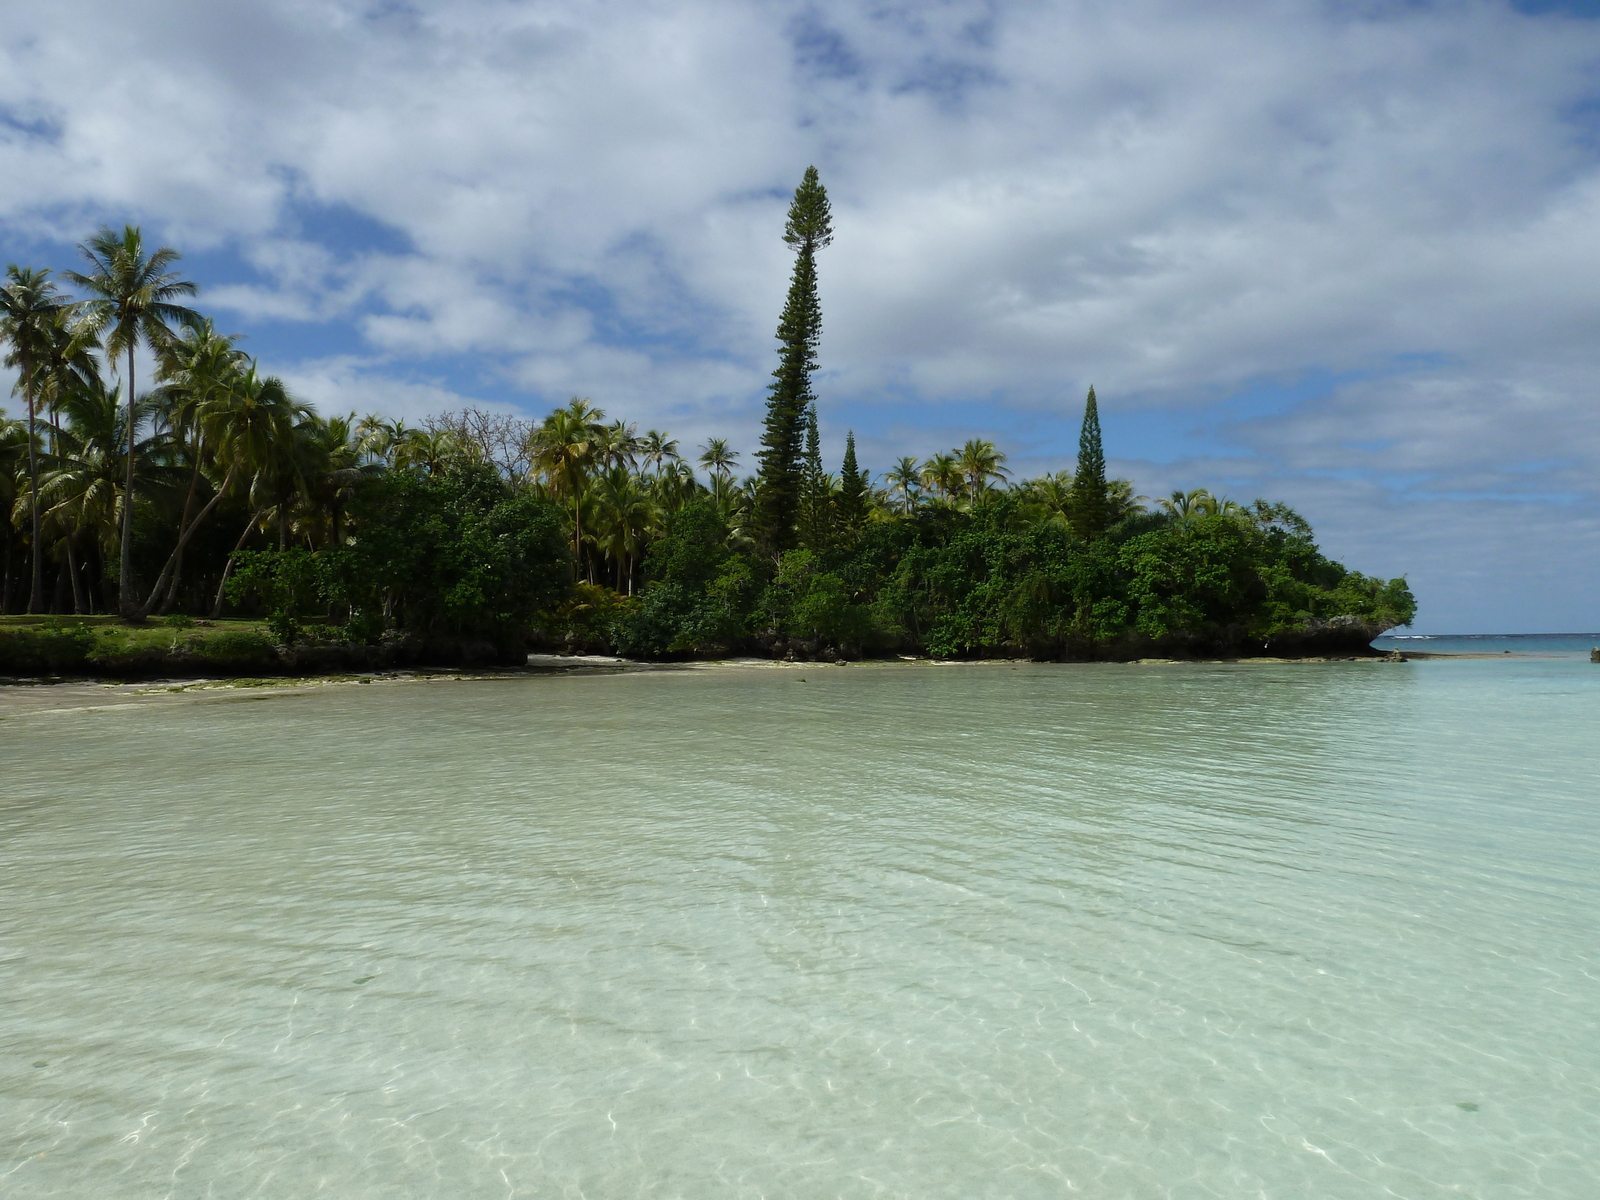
left=754, top=166, right=832, bottom=552
left=798, top=402, right=832, bottom=549
left=837, top=431, right=868, bottom=531
left=1070, top=385, right=1110, bottom=540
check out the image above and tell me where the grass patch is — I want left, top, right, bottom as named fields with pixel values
left=0, top=618, right=280, bottom=676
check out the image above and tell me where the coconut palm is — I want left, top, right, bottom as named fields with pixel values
left=300, top=413, right=366, bottom=548
left=65, top=226, right=200, bottom=616
left=36, top=372, right=176, bottom=613
left=921, top=453, right=963, bottom=503
left=393, top=427, right=465, bottom=475
left=698, top=437, right=738, bottom=480
left=885, top=456, right=923, bottom=515
left=0, top=266, right=74, bottom=611
left=649, top=457, right=702, bottom=516
left=590, top=464, right=656, bottom=593
left=144, top=320, right=249, bottom=612
left=956, top=438, right=1009, bottom=499
left=34, top=307, right=103, bottom=612
left=356, top=414, right=409, bottom=466
left=531, top=398, right=606, bottom=569
left=1106, top=479, right=1147, bottom=523
left=1021, top=470, right=1075, bottom=527
left=638, top=429, right=679, bottom=473
left=0, top=415, right=27, bottom=611
left=598, top=419, right=640, bottom=471
left=206, top=365, right=304, bottom=614
left=1158, top=488, right=1226, bottom=521
left=706, top=469, right=748, bottom=531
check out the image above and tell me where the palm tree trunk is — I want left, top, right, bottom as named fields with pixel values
left=140, top=466, right=235, bottom=619
left=50, top=549, right=68, bottom=614
left=211, top=512, right=258, bottom=619
left=158, top=453, right=205, bottom=615
left=118, top=343, right=138, bottom=619
left=26, top=384, right=42, bottom=613
left=572, top=493, right=582, bottom=580
left=66, top=533, right=88, bottom=615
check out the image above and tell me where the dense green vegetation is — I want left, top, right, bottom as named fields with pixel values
left=0, top=172, right=1413, bottom=675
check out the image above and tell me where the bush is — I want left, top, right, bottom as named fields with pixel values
left=0, top=622, right=96, bottom=674
left=342, top=608, right=385, bottom=646
left=265, top=609, right=303, bottom=646
left=196, top=630, right=277, bottom=667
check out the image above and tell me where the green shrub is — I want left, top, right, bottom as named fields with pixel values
left=0, top=623, right=96, bottom=674
left=342, top=608, right=385, bottom=646
left=197, top=630, right=277, bottom=665
left=265, top=609, right=303, bottom=646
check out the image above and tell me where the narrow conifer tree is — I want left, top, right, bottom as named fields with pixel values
left=1070, top=385, right=1110, bottom=540
left=754, top=166, right=832, bottom=552
left=837, top=431, right=868, bottom=531
left=798, top=402, right=832, bottom=549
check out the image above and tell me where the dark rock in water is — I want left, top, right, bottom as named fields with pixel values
left=1260, top=616, right=1398, bottom=659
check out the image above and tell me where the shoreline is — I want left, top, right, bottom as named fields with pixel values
left=6, top=649, right=1557, bottom=722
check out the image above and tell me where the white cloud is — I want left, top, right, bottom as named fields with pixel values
left=277, top=355, right=522, bottom=425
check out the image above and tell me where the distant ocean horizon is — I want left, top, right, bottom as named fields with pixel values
left=1374, top=632, right=1600, bottom=657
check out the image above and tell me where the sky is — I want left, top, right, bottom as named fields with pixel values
left=3, top=0, right=1599, bottom=633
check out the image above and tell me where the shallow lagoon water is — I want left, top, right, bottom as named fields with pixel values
left=3, top=659, right=1598, bottom=1198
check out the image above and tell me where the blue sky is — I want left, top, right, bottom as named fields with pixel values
left=3, top=0, right=1600, bottom=632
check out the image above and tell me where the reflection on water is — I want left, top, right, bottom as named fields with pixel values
left=3, top=660, right=1599, bottom=1197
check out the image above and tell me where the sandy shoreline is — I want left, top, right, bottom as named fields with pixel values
left=5, top=649, right=1547, bottom=722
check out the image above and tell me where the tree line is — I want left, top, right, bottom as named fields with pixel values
left=1, top=171, right=1414, bottom=659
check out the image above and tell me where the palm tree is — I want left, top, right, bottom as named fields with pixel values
left=207, top=365, right=303, bottom=615
left=590, top=464, right=656, bottom=593
left=707, top=469, right=749, bottom=532
left=649, top=458, right=702, bottom=516
left=921, top=453, right=963, bottom=503
left=0, top=415, right=27, bottom=611
left=0, top=266, right=72, bottom=612
left=531, top=397, right=606, bottom=571
left=598, top=419, right=640, bottom=471
left=638, top=429, right=679, bottom=473
left=35, top=299, right=101, bottom=611
left=66, top=226, right=200, bottom=617
left=356, top=414, right=408, bottom=466
left=300, top=413, right=365, bottom=548
left=1156, top=488, right=1238, bottom=521
left=698, top=437, right=738, bottom=479
left=885, top=456, right=922, bottom=515
left=1106, top=479, right=1147, bottom=524
left=956, top=438, right=1009, bottom=500
left=37, top=372, right=176, bottom=614
left=1021, top=470, right=1075, bottom=527
left=393, top=427, right=464, bottom=475
left=145, top=320, right=249, bottom=612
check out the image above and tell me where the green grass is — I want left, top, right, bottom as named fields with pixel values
left=0, top=616, right=288, bottom=676
left=0, top=614, right=269, bottom=632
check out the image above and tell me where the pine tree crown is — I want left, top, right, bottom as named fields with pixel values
left=783, top=165, right=834, bottom=250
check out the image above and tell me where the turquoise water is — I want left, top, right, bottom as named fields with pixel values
left=3, top=659, right=1598, bottom=1197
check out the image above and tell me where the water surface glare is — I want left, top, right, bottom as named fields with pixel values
left=3, top=661, right=1599, bottom=1198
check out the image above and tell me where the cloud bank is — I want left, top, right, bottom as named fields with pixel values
left=3, top=0, right=1599, bottom=630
